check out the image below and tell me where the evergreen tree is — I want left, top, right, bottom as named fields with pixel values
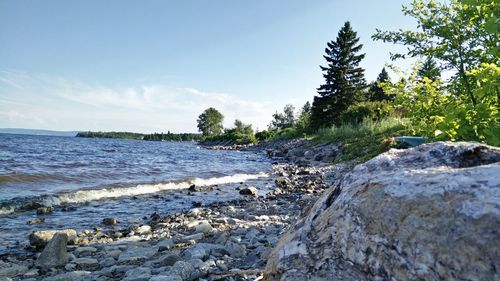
left=369, top=67, right=391, bottom=101
left=418, top=57, right=441, bottom=81
left=310, top=21, right=366, bottom=129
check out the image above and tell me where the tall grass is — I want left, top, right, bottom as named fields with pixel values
left=313, top=117, right=411, bottom=162
left=314, top=117, right=409, bottom=143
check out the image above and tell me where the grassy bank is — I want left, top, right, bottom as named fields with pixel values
left=313, top=117, right=411, bottom=162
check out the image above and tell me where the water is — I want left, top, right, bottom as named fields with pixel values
left=0, top=134, right=272, bottom=252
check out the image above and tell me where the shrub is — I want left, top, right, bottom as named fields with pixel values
left=340, top=101, right=395, bottom=125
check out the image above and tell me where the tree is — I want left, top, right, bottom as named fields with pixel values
left=233, top=119, right=253, bottom=135
left=197, top=107, right=224, bottom=136
left=372, top=0, right=499, bottom=106
left=369, top=67, right=391, bottom=101
left=376, top=0, right=499, bottom=145
left=296, top=101, right=312, bottom=133
left=418, top=57, right=441, bottom=81
left=269, top=104, right=296, bottom=130
left=310, top=21, right=367, bottom=130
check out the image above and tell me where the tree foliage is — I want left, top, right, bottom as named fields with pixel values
left=197, top=107, right=224, bottom=136
left=269, top=104, right=296, bottom=130
left=311, top=21, right=367, bottom=129
left=418, top=57, right=441, bottom=80
left=376, top=0, right=499, bottom=145
left=368, top=67, right=391, bottom=101
left=372, top=0, right=499, bottom=106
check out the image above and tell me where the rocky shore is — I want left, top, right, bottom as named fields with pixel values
left=0, top=140, right=350, bottom=281
left=2, top=141, right=498, bottom=281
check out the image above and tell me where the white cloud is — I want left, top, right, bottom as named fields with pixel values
left=0, top=71, right=276, bottom=132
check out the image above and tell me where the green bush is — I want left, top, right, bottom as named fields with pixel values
left=340, top=101, right=395, bottom=125
left=255, top=130, right=274, bottom=141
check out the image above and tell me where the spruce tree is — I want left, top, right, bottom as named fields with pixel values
left=418, top=57, right=441, bottom=81
left=369, top=67, right=391, bottom=101
left=310, top=21, right=366, bottom=130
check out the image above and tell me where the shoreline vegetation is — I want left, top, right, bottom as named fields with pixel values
left=76, top=131, right=201, bottom=142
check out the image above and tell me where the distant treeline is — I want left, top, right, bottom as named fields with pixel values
left=76, top=131, right=201, bottom=141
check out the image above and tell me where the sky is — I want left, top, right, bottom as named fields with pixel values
left=0, top=0, right=416, bottom=133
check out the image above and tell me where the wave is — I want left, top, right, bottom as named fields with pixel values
left=0, top=172, right=268, bottom=216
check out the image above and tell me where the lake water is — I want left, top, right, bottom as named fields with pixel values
left=0, top=134, right=272, bottom=252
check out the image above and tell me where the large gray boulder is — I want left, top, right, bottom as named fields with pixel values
left=29, top=229, right=77, bottom=248
left=264, top=142, right=500, bottom=281
left=35, top=233, right=69, bottom=268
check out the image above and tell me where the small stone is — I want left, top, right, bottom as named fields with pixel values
left=239, top=187, right=258, bottom=196
left=0, top=265, right=29, bottom=278
left=188, top=184, right=201, bottom=192
left=149, top=276, right=183, bottom=281
left=118, top=246, right=159, bottom=264
left=188, top=208, right=201, bottom=217
left=124, top=267, right=151, bottom=280
left=36, top=207, right=53, bottom=215
left=100, top=257, right=117, bottom=267
left=179, top=232, right=204, bottom=243
left=155, top=253, right=181, bottom=267
left=171, top=261, right=194, bottom=281
left=194, top=221, right=213, bottom=234
left=74, top=246, right=97, bottom=256
left=225, top=241, right=246, bottom=258
left=41, top=271, right=91, bottom=281
left=74, top=257, right=100, bottom=271
left=64, top=263, right=76, bottom=271
left=157, top=239, right=175, bottom=251
left=102, top=217, right=118, bottom=225
left=26, top=218, right=45, bottom=225
left=136, top=225, right=152, bottom=235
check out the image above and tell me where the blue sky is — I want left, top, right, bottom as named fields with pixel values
left=0, top=0, right=415, bottom=133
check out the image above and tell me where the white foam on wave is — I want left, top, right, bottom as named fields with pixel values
left=0, top=172, right=269, bottom=215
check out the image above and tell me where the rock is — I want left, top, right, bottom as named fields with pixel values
left=27, top=218, right=45, bottom=225
left=118, top=246, right=159, bottom=264
left=102, top=217, right=118, bottom=225
left=224, top=241, right=246, bottom=258
left=264, top=142, right=500, bottom=281
left=29, top=229, right=77, bottom=248
left=124, top=267, right=151, bottom=281
left=35, top=233, right=69, bottom=268
left=74, top=246, right=97, bottom=256
left=179, top=232, right=204, bottom=243
left=149, top=275, right=183, bottom=281
left=239, top=187, right=258, bottom=196
left=100, top=257, right=117, bottom=267
left=157, top=239, right=175, bottom=251
left=155, top=253, right=181, bottom=267
left=0, top=277, right=12, bottom=281
left=193, top=221, right=213, bottom=234
left=136, top=225, right=152, bottom=235
left=170, top=261, right=194, bottom=281
left=40, top=271, right=91, bottom=281
left=188, top=184, right=201, bottom=192
left=73, top=258, right=99, bottom=271
left=0, top=265, right=29, bottom=277
left=188, top=208, right=201, bottom=217
left=36, top=207, right=53, bottom=215
left=274, top=177, right=290, bottom=188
